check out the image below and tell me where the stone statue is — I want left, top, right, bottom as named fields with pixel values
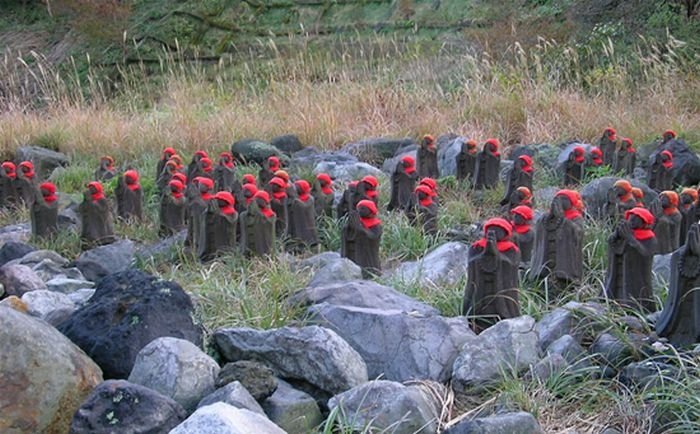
left=563, top=146, right=585, bottom=186
left=240, top=191, right=276, bottom=257
left=388, top=155, right=418, bottom=211
left=15, top=161, right=37, bottom=206
left=662, top=129, right=677, bottom=144
left=463, top=217, right=521, bottom=333
left=336, top=181, right=358, bottom=222
left=417, top=135, right=439, bottom=179
left=79, top=181, right=116, bottom=248
left=187, top=150, right=209, bottom=182
left=653, top=190, right=682, bottom=254
left=656, top=223, right=700, bottom=347
left=312, top=173, right=334, bottom=218
left=406, top=184, right=438, bottom=236
left=342, top=199, right=382, bottom=278
left=474, top=139, right=501, bottom=190
left=31, top=182, right=59, bottom=239
left=631, top=187, right=645, bottom=207
left=604, top=207, right=658, bottom=312
left=648, top=150, right=674, bottom=192
left=613, top=138, right=636, bottom=176
left=598, top=127, right=617, bottom=166
left=456, top=139, right=478, bottom=182
left=604, top=179, right=636, bottom=221
left=355, top=175, right=379, bottom=205
left=0, top=162, right=18, bottom=207
left=504, top=186, right=533, bottom=212
left=159, top=179, right=186, bottom=237
left=531, top=190, right=584, bottom=290
left=199, top=191, right=238, bottom=261
left=156, top=159, right=180, bottom=192
left=214, top=152, right=237, bottom=192
left=418, top=177, right=438, bottom=199
left=242, top=173, right=257, bottom=187
left=268, top=176, right=289, bottom=237
left=587, top=147, right=604, bottom=176
left=288, top=180, right=319, bottom=248
left=187, top=177, right=214, bottom=252
left=501, top=155, right=533, bottom=208
left=115, top=170, right=143, bottom=221
left=510, top=205, right=534, bottom=263
left=238, top=183, right=258, bottom=214
left=156, top=147, right=176, bottom=179
left=680, top=188, right=699, bottom=244
left=258, top=156, right=281, bottom=187
left=95, top=156, right=116, bottom=181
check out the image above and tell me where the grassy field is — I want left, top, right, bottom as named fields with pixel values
left=2, top=4, right=700, bottom=431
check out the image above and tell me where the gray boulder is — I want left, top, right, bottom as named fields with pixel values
left=437, top=135, right=465, bottom=177
left=382, top=148, right=416, bottom=174
left=288, top=148, right=358, bottom=173
left=288, top=280, right=439, bottom=315
left=263, top=379, right=323, bottom=434
left=531, top=353, right=568, bottom=382
left=13, top=249, right=69, bottom=267
left=342, top=137, right=415, bottom=165
left=444, top=411, right=543, bottom=434
left=293, top=251, right=341, bottom=271
left=170, top=402, right=286, bottom=434
left=535, top=301, right=607, bottom=350
left=270, top=134, right=304, bottom=155
left=510, top=143, right=561, bottom=171
left=70, top=380, right=187, bottom=434
left=46, top=277, right=94, bottom=294
left=313, top=160, right=383, bottom=183
left=216, top=360, right=278, bottom=401
left=534, top=186, right=559, bottom=207
left=653, top=253, right=672, bottom=291
left=67, top=288, right=95, bottom=307
left=0, top=263, right=47, bottom=296
left=546, top=334, right=588, bottom=366
left=136, top=230, right=187, bottom=261
left=328, top=380, right=439, bottom=434
left=33, top=259, right=85, bottom=282
left=231, top=139, right=285, bottom=165
left=213, top=326, right=368, bottom=396
left=128, top=337, right=219, bottom=412
left=0, top=306, right=103, bottom=434
left=557, top=142, right=593, bottom=166
left=393, top=242, right=470, bottom=287
left=307, top=258, right=363, bottom=287
left=620, top=361, right=682, bottom=390
left=0, top=223, right=31, bottom=246
left=21, top=290, right=76, bottom=323
left=452, top=316, right=540, bottom=391
left=580, top=176, right=657, bottom=219
left=589, top=333, right=644, bottom=370
left=0, top=241, right=35, bottom=267
left=75, top=239, right=136, bottom=282
left=645, top=138, right=700, bottom=186
left=198, top=381, right=265, bottom=415
left=16, top=145, right=70, bottom=178
left=308, top=303, right=473, bottom=382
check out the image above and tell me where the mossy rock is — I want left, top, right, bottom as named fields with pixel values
left=231, top=139, right=289, bottom=165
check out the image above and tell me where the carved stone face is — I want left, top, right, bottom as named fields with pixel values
left=487, top=225, right=507, bottom=241
left=256, top=197, right=267, bottom=208
left=513, top=214, right=526, bottom=225
left=358, top=206, right=372, bottom=218
left=488, top=143, right=497, bottom=153
left=40, top=186, right=51, bottom=197
left=198, top=182, right=209, bottom=194
left=88, top=184, right=99, bottom=195
left=661, top=194, right=671, bottom=208
left=660, top=153, right=670, bottom=163
left=417, top=191, right=429, bottom=201
left=217, top=198, right=228, bottom=208
left=556, top=195, right=572, bottom=210
left=681, top=193, right=694, bottom=206
left=170, top=184, right=179, bottom=194
left=244, top=189, right=254, bottom=199
left=614, top=186, right=627, bottom=198
left=271, top=183, right=284, bottom=193
left=628, top=214, right=644, bottom=230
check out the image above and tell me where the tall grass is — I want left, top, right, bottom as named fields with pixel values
left=1, top=33, right=698, bottom=160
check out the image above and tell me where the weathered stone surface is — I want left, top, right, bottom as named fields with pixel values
left=198, top=381, right=265, bottom=415
left=0, top=263, right=47, bottom=296
left=128, top=337, right=219, bottom=412
left=307, top=257, right=362, bottom=287
left=262, top=379, right=323, bottom=434
left=645, top=138, right=700, bottom=186
left=531, top=353, right=568, bottom=382
left=67, top=288, right=95, bottom=307
left=510, top=143, right=560, bottom=171
left=293, top=251, right=341, bottom=271
left=290, top=280, right=438, bottom=315
left=75, top=239, right=136, bottom=282
left=231, top=139, right=285, bottom=165
left=214, top=325, right=367, bottom=396
left=13, top=249, right=70, bottom=267
left=0, top=241, right=35, bottom=267
left=135, top=230, right=187, bottom=261
left=170, top=402, right=286, bottom=434
left=546, top=334, right=588, bottom=366
left=69, top=380, right=187, bottom=434
left=271, top=134, right=304, bottom=155
left=452, top=316, right=540, bottom=391
left=308, top=303, right=472, bottom=382
left=589, top=333, right=644, bottom=370
left=21, top=289, right=75, bottom=322
left=58, top=270, right=203, bottom=379
left=328, top=380, right=439, bottom=434
left=313, top=160, right=383, bottom=183
left=557, top=142, right=593, bottom=166
left=0, top=223, right=31, bottom=246
left=444, top=411, right=543, bottom=434
left=620, top=361, right=682, bottom=390
left=33, top=259, right=85, bottom=282
left=0, top=295, right=27, bottom=312
left=437, top=135, right=464, bottom=177
left=381, top=147, right=416, bottom=174
left=535, top=301, right=607, bottom=350
left=216, top=360, right=278, bottom=401
left=0, top=306, right=102, bottom=434
left=342, top=137, right=415, bottom=165
left=653, top=253, right=672, bottom=290
left=394, top=242, right=470, bottom=287
left=288, top=148, right=357, bottom=173
left=16, top=145, right=70, bottom=178
left=46, top=277, right=94, bottom=294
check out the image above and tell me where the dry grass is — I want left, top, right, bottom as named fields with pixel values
left=0, top=35, right=698, bottom=160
